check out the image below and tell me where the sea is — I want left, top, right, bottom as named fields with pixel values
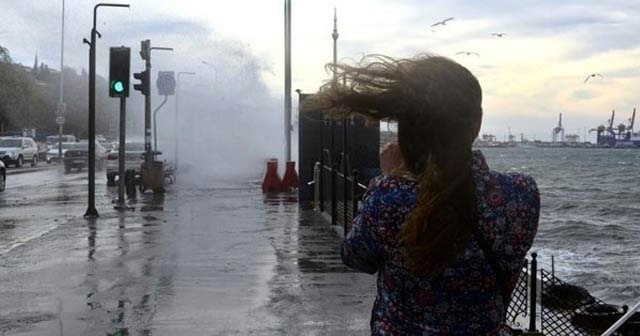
left=481, top=147, right=640, bottom=306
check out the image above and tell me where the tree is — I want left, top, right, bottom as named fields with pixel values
left=0, top=45, right=118, bottom=138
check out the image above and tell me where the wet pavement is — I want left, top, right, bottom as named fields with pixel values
left=0, top=167, right=375, bottom=335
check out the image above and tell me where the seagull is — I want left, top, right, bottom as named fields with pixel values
left=456, top=51, right=479, bottom=56
left=491, top=33, right=506, bottom=37
left=584, top=73, right=603, bottom=83
left=431, top=17, right=454, bottom=27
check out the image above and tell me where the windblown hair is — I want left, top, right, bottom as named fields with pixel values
left=303, top=55, right=483, bottom=276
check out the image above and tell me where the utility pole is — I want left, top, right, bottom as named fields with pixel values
left=83, top=3, right=129, bottom=218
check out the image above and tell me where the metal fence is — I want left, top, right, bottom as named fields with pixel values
left=314, top=149, right=368, bottom=236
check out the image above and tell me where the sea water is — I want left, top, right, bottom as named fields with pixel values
left=482, top=147, right=640, bottom=305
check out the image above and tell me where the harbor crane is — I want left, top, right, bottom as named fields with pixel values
left=607, top=110, right=616, bottom=135
left=552, top=113, right=565, bottom=143
left=589, top=109, right=639, bottom=146
left=626, top=108, right=636, bottom=138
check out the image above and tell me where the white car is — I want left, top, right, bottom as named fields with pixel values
left=0, top=137, right=39, bottom=167
left=106, top=142, right=146, bottom=185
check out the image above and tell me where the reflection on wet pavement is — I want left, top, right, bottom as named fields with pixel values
left=0, top=169, right=376, bottom=335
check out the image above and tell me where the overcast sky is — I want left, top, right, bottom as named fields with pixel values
left=1, top=0, right=639, bottom=141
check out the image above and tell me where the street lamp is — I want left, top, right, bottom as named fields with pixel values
left=175, top=71, right=196, bottom=172
left=57, top=0, right=66, bottom=165
left=201, top=61, right=218, bottom=84
left=83, top=2, right=130, bottom=219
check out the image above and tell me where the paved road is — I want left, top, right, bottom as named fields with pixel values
left=0, top=168, right=375, bottom=335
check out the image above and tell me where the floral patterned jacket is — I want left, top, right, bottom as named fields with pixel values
left=341, top=151, right=540, bottom=335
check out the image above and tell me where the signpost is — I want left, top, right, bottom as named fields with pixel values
left=157, top=71, right=175, bottom=96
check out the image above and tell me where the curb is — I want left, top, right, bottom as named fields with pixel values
left=6, top=165, right=58, bottom=176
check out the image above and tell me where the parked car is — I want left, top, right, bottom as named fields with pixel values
left=0, top=136, right=39, bottom=167
left=63, top=141, right=107, bottom=173
left=106, top=142, right=148, bottom=185
left=47, top=142, right=79, bottom=163
left=46, top=134, right=76, bottom=146
left=0, top=160, right=5, bottom=192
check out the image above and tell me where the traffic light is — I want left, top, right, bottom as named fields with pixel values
left=109, top=47, right=130, bottom=97
left=133, top=70, right=150, bottom=96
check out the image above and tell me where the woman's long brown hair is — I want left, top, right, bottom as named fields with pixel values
left=303, top=55, right=483, bottom=276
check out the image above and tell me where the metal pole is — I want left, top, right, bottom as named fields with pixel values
left=331, top=163, right=337, bottom=226
left=85, top=11, right=98, bottom=218
left=601, top=300, right=640, bottom=336
left=117, top=96, right=126, bottom=204
left=313, top=162, right=320, bottom=210
left=319, top=131, right=325, bottom=212
left=343, top=124, right=348, bottom=226
left=84, top=3, right=130, bottom=218
left=143, top=45, right=173, bottom=187
left=144, top=41, right=152, bottom=178
left=174, top=76, right=178, bottom=170
left=529, top=253, right=538, bottom=333
left=352, top=169, right=359, bottom=219
left=58, top=0, right=65, bottom=163
left=153, top=95, right=169, bottom=152
left=284, top=0, right=292, bottom=162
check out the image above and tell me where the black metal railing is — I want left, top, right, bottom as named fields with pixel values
left=319, top=159, right=367, bottom=235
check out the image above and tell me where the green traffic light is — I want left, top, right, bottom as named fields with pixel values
left=112, top=80, right=124, bottom=93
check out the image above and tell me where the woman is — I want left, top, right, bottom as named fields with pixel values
left=310, top=55, right=540, bottom=335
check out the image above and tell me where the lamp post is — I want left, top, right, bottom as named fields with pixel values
left=84, top=2, right=129, bottom=219
left=201, top=61, right=217, bottom=84
left=57, top=0, right=65, bottom=164
left=175, top=71, right=196, bottom=172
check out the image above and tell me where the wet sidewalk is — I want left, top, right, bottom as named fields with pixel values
left=0, top=181, right=376, bottom=335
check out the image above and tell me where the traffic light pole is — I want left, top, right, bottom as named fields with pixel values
left=117, top=96, right=126, bottom=204
left=84, top=3, right=129, bottom=219
left=140, top=42, right=172, bottom=191
left=144, top=50, right=152, bottom=174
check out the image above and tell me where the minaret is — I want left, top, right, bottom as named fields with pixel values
left=332, top=7, right=339, bottom=82
left=32, top=51, right=39, bottom=75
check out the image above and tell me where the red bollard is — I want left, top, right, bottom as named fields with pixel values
left=281, top=161, right=299, bottom=191
left=262, top=159, right=282, bottom=193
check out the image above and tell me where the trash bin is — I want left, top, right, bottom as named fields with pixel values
left=141, top=161, right=165, bottom=193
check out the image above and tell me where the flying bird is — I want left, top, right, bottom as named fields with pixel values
left=584, top=73, right=603, bottom=83
left=491, top=33, right=506, bottom=37
left=456, top=51, right=479, bottom=56
left=431, top=17, right=454, bottom=27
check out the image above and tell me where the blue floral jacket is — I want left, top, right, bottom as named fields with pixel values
left=342, top=151, right=540, bottom=335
